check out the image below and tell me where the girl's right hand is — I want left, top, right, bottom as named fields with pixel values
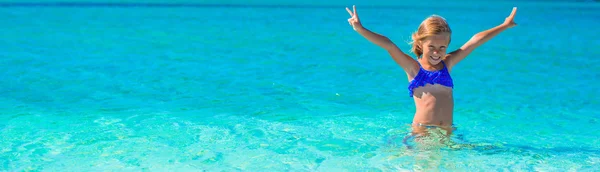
left=346, top=5, right=363, bottom=31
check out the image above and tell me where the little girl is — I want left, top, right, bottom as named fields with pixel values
left=345, top=5, right=517, bottom=139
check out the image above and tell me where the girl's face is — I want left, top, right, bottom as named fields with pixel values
left=420, top=33, right=450, bottom=65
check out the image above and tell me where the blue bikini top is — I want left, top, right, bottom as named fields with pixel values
left=407, top=61, right=454, bottom=97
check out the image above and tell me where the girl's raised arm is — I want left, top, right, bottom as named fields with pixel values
left=445, top=7, right=518, bottom=70
left=346, top=5, right=419, bottom=77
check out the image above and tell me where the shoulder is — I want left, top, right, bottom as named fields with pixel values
left=443, top=51, right=464, bottom=72
left=405, top=60, right=421, bottom=81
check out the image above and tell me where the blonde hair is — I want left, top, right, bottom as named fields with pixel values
left=410, top=15, right=452, bottom=58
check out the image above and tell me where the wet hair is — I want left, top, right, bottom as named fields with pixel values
left=410, top=15, right=452, bottom=58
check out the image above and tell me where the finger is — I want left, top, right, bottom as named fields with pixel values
left=353, top=5, right=357, bottom=16
left=509, top=7, right=517, bottom=18
left=346, top=7, right=353, bottom=16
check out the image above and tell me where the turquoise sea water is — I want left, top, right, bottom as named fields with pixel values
left=1, top=1, right=599, bottom=171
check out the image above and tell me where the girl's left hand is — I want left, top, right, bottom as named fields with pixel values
left=503, top=7, right=517, bottom=28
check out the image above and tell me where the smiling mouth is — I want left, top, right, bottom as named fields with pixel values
left=430, top=56, right=441, bottom=60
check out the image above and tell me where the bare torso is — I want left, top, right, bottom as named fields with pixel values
left=412, top=84, right=454, bottom=126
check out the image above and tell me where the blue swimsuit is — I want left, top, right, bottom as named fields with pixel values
left=407, top=61, right=454, bottom=97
